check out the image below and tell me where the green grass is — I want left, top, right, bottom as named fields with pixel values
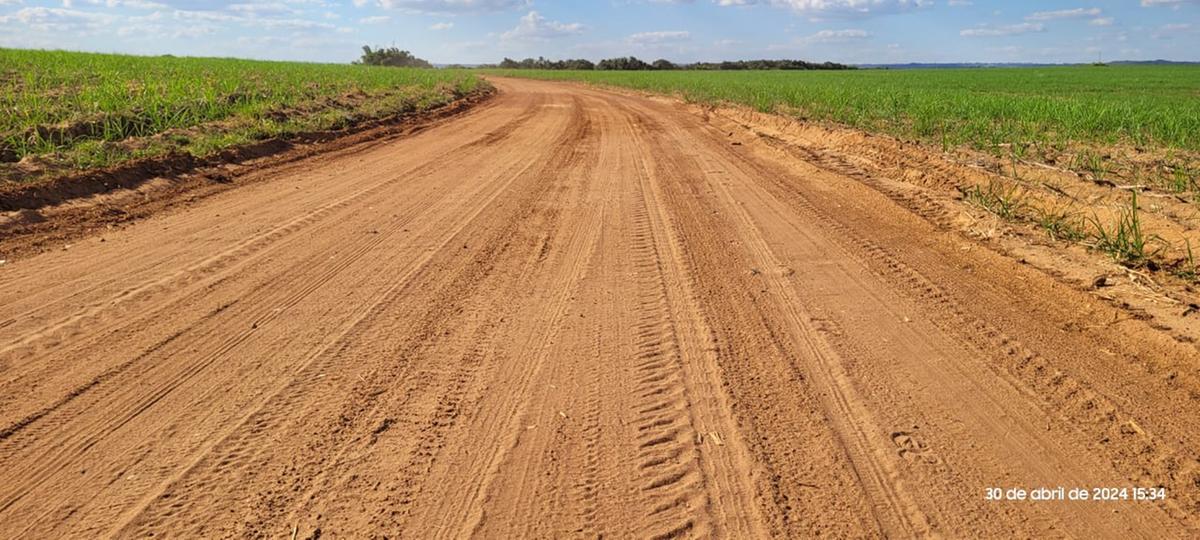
left=1, top=48, right=485, bottom=180
left=1087, top=190, right=1166, bottom=268
left=486, top=66, right=1200, bottom=154
left=1032, top=203, right=1086, bottom=243
left=963, top=179, right=1029, bottom=220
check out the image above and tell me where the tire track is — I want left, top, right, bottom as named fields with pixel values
left=1, top=152, right=521, bottom=534
left=615, top=96, right=928, bottom=537
left=114, top=100, right=579, bottom=537
left=625, top=189, right=710, bottom=540
left=0, top=96, right=551, bottom=447
left=620, top=100, right=771, bottom=539
left=0, top=92, right=549, bottom=429
left=571, top=330, right=606, bottom=537
left=671, top=133, right=934, bottom=538
left=0, top=90, right=567, bottom=535
left=0, top=90, right=544, bottom=365
left=412, top=95, right=607, bottom=539
left=120, top=92, right=597, bottom=539
left=712, top=116, right=1200, bottom=531
left=629, top=92, right=1189, bottom=535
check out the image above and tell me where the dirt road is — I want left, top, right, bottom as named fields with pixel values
left=1, top=78, right=1198, bottom=538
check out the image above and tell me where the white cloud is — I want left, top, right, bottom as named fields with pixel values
left=254, top=17, right=335, bottom=30
left=359, top=15, right=389, bottom=23
left=1089, top=17, right=1113, bottom=26
left=171, top=9, right=240, bottom=23
left=1152, top=22, right=1193, bottom=38
left=715, top=0, right=931, bottom=19
left=1026, top=8, right=1101, bottom=21
left=1140, top=0, right=1195, bottom=7
left=117, top=16, right=215, bottom=39
left=500, top=10, right=583, bottom=42
left=100, top=0, right=313, bottom=9
left=55, top=0, right=168, bottom=7
left=627, top=30, right=690, bottom=44
left=226, top=3, right=300, bottom=16
left=960, top=22, right=1045, bottom=37
left=428, top=21, right=452, bottom=30
left=376, top=0, right=529, bottom=14
left=800, top=28, right=870, bottom=42
left=0, top=7, right=114, bottom=33
left=122, top=0, right=168, bottom=8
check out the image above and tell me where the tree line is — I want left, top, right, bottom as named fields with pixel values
left=352, top=46, right=856, bottom=71
left=490, top=56, right=855, bottom=71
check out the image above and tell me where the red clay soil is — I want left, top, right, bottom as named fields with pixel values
left=0, top=78, right=1196, bottom=538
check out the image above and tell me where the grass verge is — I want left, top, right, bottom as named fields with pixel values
left=1, top=48, right=486, bottom=183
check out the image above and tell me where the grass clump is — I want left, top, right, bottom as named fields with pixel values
left=1172, top=240, right=1199, bottom=281
left=1032, top=203, right=1086, bottom=242
left=1087, top=191, right=1165, bottom=268
left=964, top=180, right=1089, bottom=243
left=964, top=180, right=1028, bottom=220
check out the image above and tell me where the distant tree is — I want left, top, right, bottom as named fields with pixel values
left=651, top=59, right=677, bottom=70
left=683, top=59, right=855, bottom=70
left=354, top=46, right=433, bottom=68
left=495, top=56, right=594, bottom=70
left=561, top=58, right=595, bottom=70
left=597, top=56, right=651, bottom=70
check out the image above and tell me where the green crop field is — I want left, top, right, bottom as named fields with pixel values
left=487, top=66, right=1200, bottom=156
left=0, top=49, right=484, bottom=181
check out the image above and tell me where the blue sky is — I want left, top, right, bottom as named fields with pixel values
left=0, top=1, right=1197, bottom=64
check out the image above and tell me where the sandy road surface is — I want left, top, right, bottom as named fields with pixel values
left=1, top=78, right=1198, bottom=538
